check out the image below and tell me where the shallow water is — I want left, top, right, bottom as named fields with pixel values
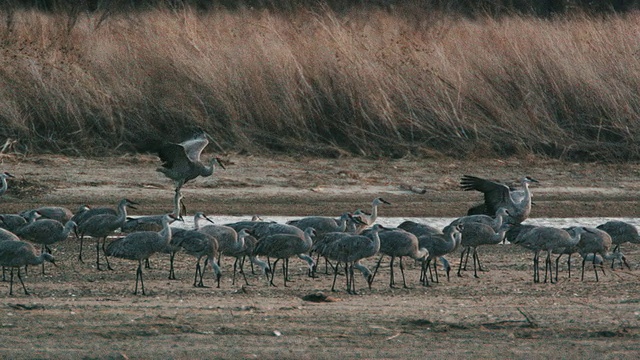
left=168, top=215, right=640, bottom=230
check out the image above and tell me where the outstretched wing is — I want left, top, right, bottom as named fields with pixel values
left=460, top=175, right=511, bottom=215
left=180, top=131, right=209, bottom=163
left=158, top=142, right=191, bottom=173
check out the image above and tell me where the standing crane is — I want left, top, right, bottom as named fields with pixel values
left=105, top=214, right=179, bottom=295
left=14, top=219, right=76, bottom=274
left=253, top=227, right=316, bottom=287
left=77, top=199, right=138, bottom=271
left=0, top=240, right=55, bottom=295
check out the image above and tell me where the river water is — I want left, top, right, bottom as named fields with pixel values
left=170, top=215, right=640, bottom=230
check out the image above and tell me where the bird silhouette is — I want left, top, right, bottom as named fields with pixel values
left=105, top=214, right=179, bottom=295
left=461, top=175, right=538, bottom=224
left=0, top=240, right=55, bottom=295
left=156, top=129, right=225, bottom=203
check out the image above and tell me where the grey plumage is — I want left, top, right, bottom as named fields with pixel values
left=0, top=214, right=28, bottom=232
left=287, top=212, right=352, bottom=236
left=0, top=171, right=14, bottom=197
left=596, top=220, right=637, bottom=269
left=456, top=222, right=511, bottom=278
left=71, top=204, right=116, bottom=261
left=122, top=192, right=186, bottom=233
left=77, top=198, right=138, bottom=270
left=352, top=197, right=391, bottom=232
left=20, top=206, right=72, bottom=223
left=173, top=215, right=222, bottom=288
left=575, top=227, right=613, bottom=282
left=418, top=224, right=462, bottom=285
left=512, top=226, right=587, bottom=283
left=253, top=227, right=316, bottom=287
left=461, top=175, right=538, bottom=224
left=397, top=220, right=442, bottom=238
left=0, top=240, right=55, bottom=295
left=14, top=219, right=76, bottom=274
left=322, top=224, right=385, bottom=294
left=368, top=227, right=428, bottom=289
left=156, top=129, right=225, bottom=194
left=105, top=213, right=178, bottom=295
left=163, top=211, right=214, bottom=280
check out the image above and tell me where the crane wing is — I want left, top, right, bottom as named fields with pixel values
left=180, top=132, right=209, bottom=163
left=460, top=175, right=511, bottom=215
left=158, top=142, right=191, bottom=172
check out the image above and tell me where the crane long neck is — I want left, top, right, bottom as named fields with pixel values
left=62, top=222, right=75, bottom=238
left=337, top=216, right=348, bottom=232
left=172, top=192, right=182, bottom=218
left=521, top=181, right=532, bottom=203
left=208, top=255, right=221, bottom=277
left=370, top=230, right=381, bottom=253
left=235, top=232, right=246, bottom=251
left=492, top=213, right=505, bottom=230
left=159, top=217, right=173, bottom=245
left=0, top=176, right=8, bottom=196
left=250, top=256, right=270, bottom=275
left=116, top=202, right=129, bottom=223
left=415, top=247, right=428, bottom=260
left=369, top=204, right=379, bottom=224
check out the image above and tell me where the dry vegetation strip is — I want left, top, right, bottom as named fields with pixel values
left=0, top=6, right=639, bottom=160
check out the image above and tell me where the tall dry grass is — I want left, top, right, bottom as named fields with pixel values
left=0, top=6, right=639, bottom=160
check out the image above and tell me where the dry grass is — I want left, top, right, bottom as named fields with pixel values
left=0, top=5, right=639, bottom=161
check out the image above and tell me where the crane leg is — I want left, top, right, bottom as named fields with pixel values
left=331, top=261, right=340, bottom=292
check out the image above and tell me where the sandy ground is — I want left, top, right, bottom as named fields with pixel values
left=0, top=153, right=639, bottom=359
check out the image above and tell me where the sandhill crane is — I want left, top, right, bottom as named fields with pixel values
left=419, top=224, right=462, bottom=285
left=0, top=172, right=14, bottom=197
left=213, top=228, right=253, bottom=285
left=512, top=226, right=588, bottom=283
left=0, top=210, right=41, bottom=233
left=397, top=220, right=442, bottom=238
left=14, top=219, right=76, bottom=274
left=156, top=129, right=225, bottom=196
left=77, top=198, right=138, bottom=270
left=173, top=220, right=222, bottom=288
left=122, top=192, right=186, bottom=233
left=224, top=215, right=264, bottom=233
left=456, top=222, right=511, bottom=278
left=196, top=221, right=245, bottom=267
left=223, top=217, right=268, bottom=276
left=352, top=197, right=391, bottom=232
left=460, top=175, right=538, bottom=224
left=287, top=212, right=352, bottom=236
left=576, top=227, right=613, bottom=282
left=105, top=213, right=179, bottom=295
left=0, top=214, right=28, bottom=232
left=253, top=227, right=316, bottom=287
left=596, top=220, right=637, bottom=269
left=241, top=235, right=271, bottom=278
left=0, top=227, right=21, bottom=280
left=0, top=240, right=55, bottom=295
left=71, top=204, right=116, bottom=261
left=162, top=211, right=214, bottom=280
left=367, top=228, right=428, bottom=289
left=322, top=224, right=385, bottom=294
left=20, top=206, right=72, bottom=223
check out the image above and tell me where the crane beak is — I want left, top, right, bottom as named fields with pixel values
left=203, top=214, right=215, bottom=224
left=215, top=157, right=226, bottom=170
left=379, top=198, right=392, bottom=205
left=4, top=172, right=14, bottom=178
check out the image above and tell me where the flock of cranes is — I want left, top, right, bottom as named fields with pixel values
left=0, top=131, right=638, bottom=296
